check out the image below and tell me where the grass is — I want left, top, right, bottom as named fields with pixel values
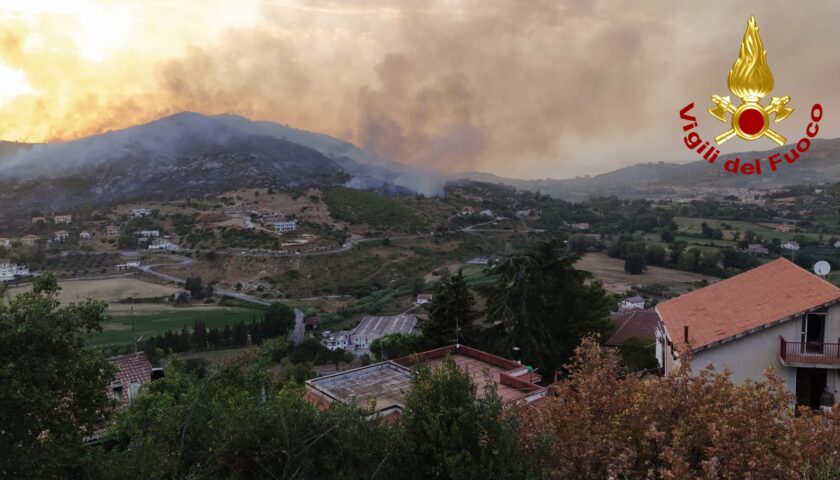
left=91, top=308, right=262, bottom=346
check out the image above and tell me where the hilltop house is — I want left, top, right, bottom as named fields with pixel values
left=657, top=258, right=840, bottom=409
left=305, top=345, right=546, bottom=418
left=21, top=235, right=39, bottom=246
left=619, top=295, right=646, bottom=311
left=782, top=240, right=800, bottom=251
left=54, top=214, right=72, bottom=224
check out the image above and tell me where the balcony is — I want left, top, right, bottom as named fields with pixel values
left=779, top=336, right=840, bottom=368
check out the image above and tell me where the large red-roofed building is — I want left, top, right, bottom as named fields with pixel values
left=657, top=258, right=840, bottom=408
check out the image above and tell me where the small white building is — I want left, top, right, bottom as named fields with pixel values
left=570, top=223, right=591, bottom=230
left=130, top=208, right=151, bottom=217
left=0, top=238, right=11, bottom=248
left=54, top=230, right=70, bottom=242
left=619, top=295, right=646, bottom=311
left=115, top=261, right=141, bottom=271
left=274, top=220, right=298, bottom=233
left=416, top=293, right=433, bottom=305
left=54, top=214, right=72, bottom=224
left=136, top=230, right=160, bottom=238
left=479, top=209, right=494, bottom=217
left=781, top=240, right=800, bottom=251
left=745, top=243, right=769, bottom=255
left=322, top=331, right=351, bottom=351
left=79, top=231, right=92, bottom=242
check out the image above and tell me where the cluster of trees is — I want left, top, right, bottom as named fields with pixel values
left=141, top=303, right=295, bottom=354
left=183, top=276, right=213, bottom=299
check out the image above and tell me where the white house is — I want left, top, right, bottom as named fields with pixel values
left=274, top=220, right=298, bottom=233
left=322, top=331, right=350, bottom=351
left=0, top=263, right=29, bottom=282
left=479, top=209, right=494, bottom=217
left=130, top=208, right=151, bottom=217
left=834, top=240, right=840, bottom=249
left=781, top=240, right=800, bottom=251
left=619, top=295, right=645, bottom=311
left=745, top=243, right=769, bottom=255
left=136, top=230, right=160, bottom=238
left=148, top=238, right=175, bottom=251
left=53, top=214, right=72, bottom=224
left=0, top=238, right=11, bottom=248
left=79, top=231, right=92, bottom=242
left=54, top=230, right=70, bottom=242
left=657, top=258, right=840, bottom=409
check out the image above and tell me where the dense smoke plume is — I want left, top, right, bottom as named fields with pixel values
left=0, top=1, right=839, bottom=178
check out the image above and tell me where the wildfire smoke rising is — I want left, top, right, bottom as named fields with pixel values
left=1, top=1, right=839, bottom=179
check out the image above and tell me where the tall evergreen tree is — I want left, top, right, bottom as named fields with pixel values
left=422, top=270, right=477, bottom=347
left=480, top=240, right=613, bottom=377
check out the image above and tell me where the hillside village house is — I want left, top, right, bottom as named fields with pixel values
left=130, top=208, right=151, bottom=217
left=479, top=209, right=494, bottom=217
left=54, top=230, right=70, bottom=242
left=274, top=220, right=298, bottom=233
left=21, top=234, right=39, bottom=246
left=136, top=230, right=160, bottom=238
left=106, top=225, right=120, bottom=237
left=54, top=214, right=72, bottom=224
left=79, top=231, right=92, bottom=242
left=570, top=222, right=590, bottom=230
left=148, top=238, right=175, bottom=250
left=619, top=295, right=646, bottom=311
left=108, top=352, right=154, bottom=406
left=30, top=216, right=46, bottom=224
left=607, top=309, right=662, bottom=354
left=461, top=206, right=476, bottom=215
left=657, top=259, right=840, bottom=409
left=0, top=238, right=10, bottom=248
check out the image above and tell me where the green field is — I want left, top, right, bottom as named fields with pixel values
left=674, top=216, right=820, bottom=242
left=91, top=308, right=262, bottom=346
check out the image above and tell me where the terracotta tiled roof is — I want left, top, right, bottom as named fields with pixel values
left=606, top=309, right=660, bottom=346
left=108, top=352, right=152, bottom=405
left=657, top=258, right=840, bottom=352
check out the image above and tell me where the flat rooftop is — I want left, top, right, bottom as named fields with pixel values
left=306, top=361, right=412, bottom=411
left=354, top=315, right=417, bottom=337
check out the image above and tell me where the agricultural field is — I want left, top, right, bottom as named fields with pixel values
left=91, top=307, right=262, bottom=346
left=9, top=277, right=181, bottom=307
left=576, top=253, right=718, bottom=294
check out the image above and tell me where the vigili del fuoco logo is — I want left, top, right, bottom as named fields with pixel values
left=679, top=16, right=823, bottom=175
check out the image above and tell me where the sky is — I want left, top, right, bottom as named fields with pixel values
left=0, top=0, right=838, bottom=179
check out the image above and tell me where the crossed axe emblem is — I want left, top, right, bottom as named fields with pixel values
left=709, top=95, right=793, bottom=146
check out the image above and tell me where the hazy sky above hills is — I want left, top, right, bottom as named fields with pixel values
left=0, top=1, right=838, bottom=179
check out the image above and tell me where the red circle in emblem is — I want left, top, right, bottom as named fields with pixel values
left=738, top=108, right=765, bottom=135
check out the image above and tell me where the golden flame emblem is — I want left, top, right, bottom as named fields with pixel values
left=709, top=16, right=793, bottom=145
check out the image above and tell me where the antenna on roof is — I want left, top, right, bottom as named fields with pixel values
left=814, top=260, right=831, bottom=277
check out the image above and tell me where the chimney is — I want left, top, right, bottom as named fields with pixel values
left=684, top=326, right=689, bottom=344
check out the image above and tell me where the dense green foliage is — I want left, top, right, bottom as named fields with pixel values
left=480, top=241, right=613, bottom=376
left=370, top=332, right=426, bottom=361
left=422, top=270, right=477, bottom=347
left=322, top=187, right=427, bottom=231
left=0, top=274, right=113, bottom=479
